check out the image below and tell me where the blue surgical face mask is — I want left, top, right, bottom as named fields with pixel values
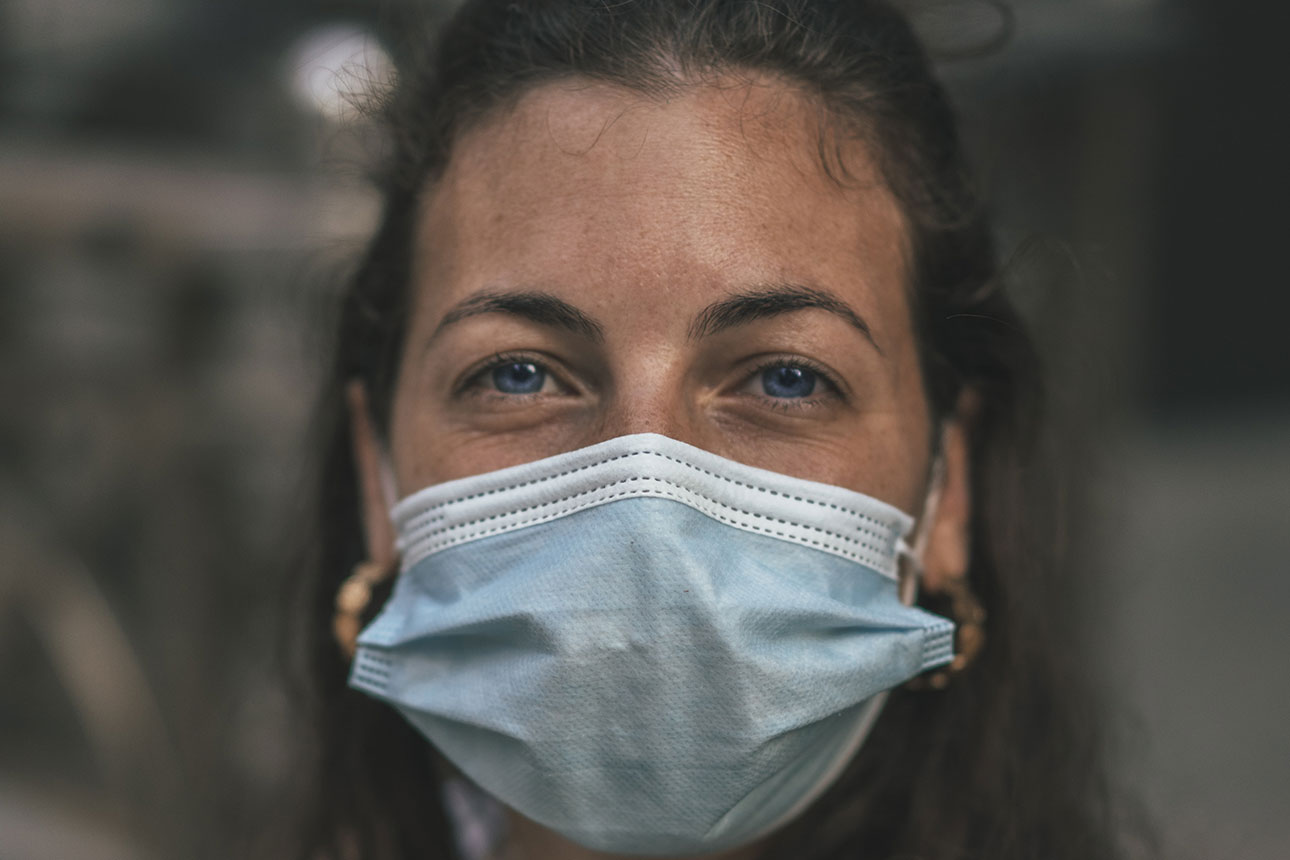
left=349, top=433, right=954, bottom=856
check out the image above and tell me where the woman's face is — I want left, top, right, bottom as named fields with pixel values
left=354, top=77, right=970, bottom=592
left=351, top=76, right=975, bottom=859
left=384, top=78, right=940, bottom=513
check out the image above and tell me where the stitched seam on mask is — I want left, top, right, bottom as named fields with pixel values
left=403, top=485, right=896, bottom=573
left=399, top=448, right=900, bottom=534
left=410, top=495, right=886, bottom=571
left=351, top=674, right=386, bottom=694
left=399, top=448, right=894, bottom=532
left=919, top=624, right=956, bottom=671
left=351, top=653, right=393, bottom=690
left=354, top=652, right=392, bottom=672
left=404, top=475, right=894, bottom=554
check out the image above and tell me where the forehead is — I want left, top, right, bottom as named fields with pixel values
left=414, top=77, right=910, bottom=325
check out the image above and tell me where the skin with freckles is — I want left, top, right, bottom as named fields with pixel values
left=350, top=77, right=974, bottom=860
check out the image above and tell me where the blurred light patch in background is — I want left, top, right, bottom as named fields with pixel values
left=285, top=24, right=394, bottom=122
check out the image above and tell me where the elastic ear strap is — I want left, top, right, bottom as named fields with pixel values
left=911, top=453, right=946, bottom=564
left=896, top=453, right=947, bottom=596
left=378, top=448, right=400, bottom=512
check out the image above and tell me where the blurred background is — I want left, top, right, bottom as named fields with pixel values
left=1, top=0, right=1286, bottom=858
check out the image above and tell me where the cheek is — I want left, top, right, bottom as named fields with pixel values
left=869, top=286, right=936, bottom=510
left=388, top=368, right=583, bottom=493
left=837, top=410, right=932, bottom=513
left=888, top=349, right=936, bottom=511
left=388, top=383, right=449, bottom=494
left=833, top=344, right=933, bottom=513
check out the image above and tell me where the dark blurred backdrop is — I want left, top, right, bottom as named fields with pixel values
left=1, top=1, right=1287, bottom=859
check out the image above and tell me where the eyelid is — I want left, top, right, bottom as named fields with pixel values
left=743, top=355, right=846, bottom=399
left=454, top=350, right=574, bottom=396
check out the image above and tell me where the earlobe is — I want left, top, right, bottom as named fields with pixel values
left=920, top=392, right=976, bottom=594
left=346, top=380, right=400, bottom=569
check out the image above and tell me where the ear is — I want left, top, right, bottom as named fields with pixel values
left=920, top=391, right=977, bottom=594
left=346, top=380, right=399, bottom=569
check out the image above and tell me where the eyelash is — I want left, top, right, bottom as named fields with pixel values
left=744, top=356, right=843, bottom=412
left=456, top=351, right=559, bottom=397
left=456, top=351, right=843, bottom=411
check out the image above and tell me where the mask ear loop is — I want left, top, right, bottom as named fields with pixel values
left=377, top=448, right=400, bottom=514
left=333, top=448, right=402, bottom=661
left=896, top=454, right=946, bottom=607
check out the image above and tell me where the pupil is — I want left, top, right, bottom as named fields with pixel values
left=762, top=366, right=816, bottom=398
left=492, top=362, right=544, bottom=394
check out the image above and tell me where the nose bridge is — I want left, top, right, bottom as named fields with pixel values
left=599, top=397, right=689, bottom=442
left=594, top=353, right=698, bottom=445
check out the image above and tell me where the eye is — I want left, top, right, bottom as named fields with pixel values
left=760, top=364, right=817, bottom=399
left=490, top=360, right=547, bottom=394
left=729, top=356, right=844, bottom=414
left=456, top=352, right=570, bottom=400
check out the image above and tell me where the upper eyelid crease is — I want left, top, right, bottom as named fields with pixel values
left=460, top=352, right=595, bottom=402
left=460, top=354, right=842, bottom=399
left=688, top=284, right=883, bottom=355
left=747, top=355, right=846, bottom=395
left=459, top=352, right=553, bottom=389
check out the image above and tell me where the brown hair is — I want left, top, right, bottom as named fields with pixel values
left=289, top=2, right=1124, bottom=858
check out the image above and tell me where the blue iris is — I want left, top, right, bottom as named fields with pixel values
left=761, top=365, right=816, bottom=398
left=491, top=361, right=546, bottom=394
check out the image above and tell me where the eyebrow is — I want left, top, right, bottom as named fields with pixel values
left=688, top=284, right=882, bottom=353
left=432, top=289, right=606, bottom=343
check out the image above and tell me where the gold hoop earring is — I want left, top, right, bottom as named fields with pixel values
left=908, top=575, right=987, bottom=691
left=333, top=560, right=394, bottom=660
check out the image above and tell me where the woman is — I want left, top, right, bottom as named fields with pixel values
left=292, top=2, right=1123, bottom=858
